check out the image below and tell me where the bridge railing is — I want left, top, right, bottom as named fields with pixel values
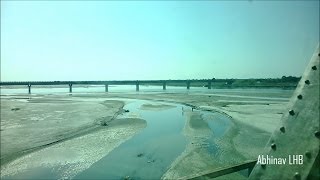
left=179, top=160, right=257, bottom=179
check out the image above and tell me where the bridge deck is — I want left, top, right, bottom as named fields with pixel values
left=0, top=80, right=212, bottom=86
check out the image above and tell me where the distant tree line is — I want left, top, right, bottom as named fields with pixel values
left=280, top=76, right=301, bottom=83
left=201, top=76, right=301, bottom=88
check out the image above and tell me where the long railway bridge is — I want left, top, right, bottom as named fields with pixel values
left=0, top=79, right=213, bottom=94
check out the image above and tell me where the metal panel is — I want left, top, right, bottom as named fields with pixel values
left=249, top=45, right=319, bottom=179
left=180, top=160, right=257, bottom=179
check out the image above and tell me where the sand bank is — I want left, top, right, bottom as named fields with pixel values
left=139, top=103, right=176, bottom=111
left=105, top=91, right=289, bottom=133
left=161, top=110, right=270, bottom=179
left=0, top=96, right=126, bottom=166
left=98, top=91, right=290, bottom=179
left=1, top=118, right=146, bottom=179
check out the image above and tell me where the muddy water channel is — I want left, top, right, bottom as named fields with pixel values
left=2, top=99, right=232, bottom=180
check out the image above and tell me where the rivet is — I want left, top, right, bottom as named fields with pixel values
left=305, top=80, right=310, bottom=85
left=305, top=151, right=312, bottom=158
left=312, top=66, right=317, bottom=70
left=315, top=131, right=320, bottom=138
left=297, top=95, right=303, bottom=99
left=294, top=172, right=301, bottom=180
left=280, top=127, right=285, bottom=133
left=289, top=110, right=295, bottom=116
left=271, top=143, right=276, bottom=150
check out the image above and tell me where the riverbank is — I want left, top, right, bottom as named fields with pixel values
left=106, top=90, right=289, bottom=133
left=161, top=110, right=271, bottom=179
left=1, top=96, right=135, bottom=165
left=1, top=117, right=147, bottom=179
left=0, top=89, right=292, bottom=179
left=102, top=91, right=290, bottom=179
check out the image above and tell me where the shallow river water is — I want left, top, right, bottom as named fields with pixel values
left=76, top=100, right=188, bottom=179
left=2, top=99, right=232, bottom=180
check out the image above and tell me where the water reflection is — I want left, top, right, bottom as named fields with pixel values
left=75, top=101, right=187, bottom=179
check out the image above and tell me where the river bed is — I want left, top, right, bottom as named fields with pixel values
left=1, top=98, right=234, bottom=179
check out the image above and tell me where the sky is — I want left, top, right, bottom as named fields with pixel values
left=1, top=1, right=319, bottom=81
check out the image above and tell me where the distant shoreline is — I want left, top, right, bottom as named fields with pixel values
left=0, top=77, right=300, bottom=90
left=0, top=84, right=297, bottom=89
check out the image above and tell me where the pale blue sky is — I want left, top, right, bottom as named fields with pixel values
left=1, top=1, right=319, bottom=81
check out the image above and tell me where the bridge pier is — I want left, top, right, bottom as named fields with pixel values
left=28, top=84, right=31, bottom=94
left=69, top=84, right=72, bottom=93
left=105, top=84, right=108, bottom=92
left=187, top=81, right=191, bottom=89
left=208, top=81, right=212, bottom=89
left=136, top=81, right=139, bottom=91
left=163, top=82, right=166, bottom=90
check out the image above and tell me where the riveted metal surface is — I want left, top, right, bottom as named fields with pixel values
left=280, top=126, right=286, bottom=133
left=249, top=45, right=320, bottom=179
left=305, top=151, right=312, bottom=159
left=289, top=109, right=295, bottom=116
left=294, top=172, right=301, bottom=180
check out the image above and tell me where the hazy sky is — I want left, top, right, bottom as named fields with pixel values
left=1, top=1, right=319, bottom=81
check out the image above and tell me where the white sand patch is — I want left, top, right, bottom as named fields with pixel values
left=0, top=118, right=146, bottom=179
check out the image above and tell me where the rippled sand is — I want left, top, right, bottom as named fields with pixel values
left=1, top=118, right=146, bottom=179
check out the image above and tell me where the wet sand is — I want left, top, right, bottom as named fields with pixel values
left=0, top=89, right=292, bottom=179
left=162, top=110, right=271, bottom=179
left=102, top=91, right=290, bottom=179
left=1, top=118, right=146, bottom=179
left=140, top=103, right=176, bottom=111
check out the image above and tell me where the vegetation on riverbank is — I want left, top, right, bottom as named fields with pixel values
left=157, top=76, right=301, bottom=89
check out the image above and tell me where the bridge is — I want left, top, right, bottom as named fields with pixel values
left=0, top=79, right=213, bottom=94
